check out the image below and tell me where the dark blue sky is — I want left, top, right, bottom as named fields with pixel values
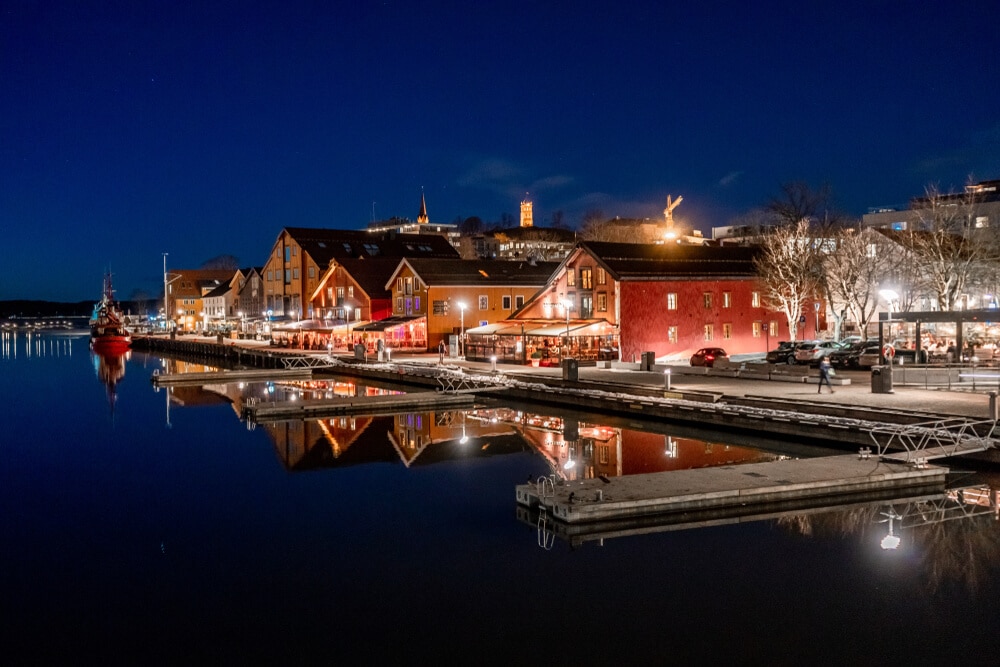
left=3, top=1, right=998, bottom=301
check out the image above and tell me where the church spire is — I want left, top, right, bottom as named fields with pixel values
left=417, top=188, right=429, bottom=224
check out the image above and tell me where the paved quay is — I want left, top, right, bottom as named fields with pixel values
left=138, top=335, right=1000, bottom=422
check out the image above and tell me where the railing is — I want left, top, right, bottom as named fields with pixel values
left=869, top=417, right=998, bottom=462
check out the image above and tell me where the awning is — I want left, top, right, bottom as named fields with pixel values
left=353, top=316, right=423, bottom=332
left=467, top=319, right=614, bottom=337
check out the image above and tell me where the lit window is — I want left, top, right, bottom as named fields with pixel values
left=723, top=323, right=732, bottom=339
left=752, top=321, right=762, bottom=338
left=769, top=321, right=778, bottom=336
left=566, top=268, right=576, bottom=287
left=668, top=326, right=678, bottom=343
left=752, top=291, right=761, bottom=308
left=704, top=324, right=714, bottom=341
left=596, top=267, right=606, bottom=285
left=703, top=292, right=712, bottom=309
left=723, top=292, right=731, bottom=308
left=667, top=293, right=677, bottom=310
left=596, top=292, right=607, bottom=312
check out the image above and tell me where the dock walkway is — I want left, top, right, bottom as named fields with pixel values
left=516, top=455, right=947, bottom=524
left=242, top=391, right=474, bottom=422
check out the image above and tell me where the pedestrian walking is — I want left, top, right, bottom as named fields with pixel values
left=818, top=357, right=834, bottom=393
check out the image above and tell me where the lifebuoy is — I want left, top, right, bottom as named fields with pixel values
left=883, top=344, right=895, bottom=359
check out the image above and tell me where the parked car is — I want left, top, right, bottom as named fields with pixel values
left=856, top=344, right=884, bottom=369
left=765, top=341, right=797, bottom=365
left=690, top=347, right=728, bottom=367
left=828, top=340, right=876, bottom=368
left=794, top=340, right=844, bottom=366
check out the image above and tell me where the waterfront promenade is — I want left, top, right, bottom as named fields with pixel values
left=146, top=334, right=999, bottom=421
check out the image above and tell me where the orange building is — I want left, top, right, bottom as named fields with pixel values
left=166, top=269, right=236, bottom=331
left=382, top=258, right=558, bottom=351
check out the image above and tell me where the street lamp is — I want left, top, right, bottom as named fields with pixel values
left=344, top=303, right=353, bottom=345
left=560, top=298, right=572, bottom=357
left=457, top=301, right=467, bottom=358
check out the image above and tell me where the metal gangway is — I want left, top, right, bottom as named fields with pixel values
left=434, top=366, right=510, bottom=394
left=870, top=417, right=999, bottom=464
left=280, top=354, right=339, bottom=369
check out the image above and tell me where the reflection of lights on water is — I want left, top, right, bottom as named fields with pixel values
left=881, top=534, right=901, bottom=550
left=878, top=508, right=902, bottom=551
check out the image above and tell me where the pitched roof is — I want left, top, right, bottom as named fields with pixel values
left=335, top=257, right=403, bottom=300
left=282, top=227, right=459, bottom=267
left=202, top=282, right=232, bottom=299
left=399, top=258, right=559, bottom=287
left=578, top=241, right=760, bottom=280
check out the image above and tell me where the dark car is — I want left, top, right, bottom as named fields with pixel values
left=765, top=341, right=797, bottom=365
left=828, top=341, right=870, bottom=368
left=690, top=347, right=728, bottom=367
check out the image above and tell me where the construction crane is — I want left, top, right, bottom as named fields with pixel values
left=663, top=195, right=683, bottom=234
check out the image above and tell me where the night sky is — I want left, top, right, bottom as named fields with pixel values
left=3, top=1, right=999, bottom=301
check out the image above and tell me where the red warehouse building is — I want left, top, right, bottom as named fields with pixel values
left=467, top=241, right=822, bottom=364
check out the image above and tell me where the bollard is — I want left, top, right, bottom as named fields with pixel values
left=664, top=368, right=671, bottom=390
left=990, top=391, right=999, bottom=421
left=490, top=355, right=497, bottom=373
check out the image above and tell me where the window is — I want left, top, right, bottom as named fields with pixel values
left=348, top=286, right=354, bottom=298
left=704, top=324, right=714, bottom=341
left=404, top=277, right=413, bottom=295
left=723, top=292, right=731, bottom=308
left=752, top=321, right=762, bottom=338
left=336, top=286, right=344, bottom=300
left=723, top=323, right=732, bottom=339
left=285, top=247, right=291, bottom=262
left=267, top=270, right=273, bottom=282
left=292, top=268, right=299, bottom=279
left=566, top=268, right=576, bottom=287
left=478, top=295, right=488, bottom=310
left=414, top=296, right=421, bottom=311
left=308, top=266, right=315, bottom=279
left=284, top=269, right=291, bottom=284
left=596, top=267, right=606, bottom=285
left=596, top=292, right=607, bottom=312
left=580, top=267, right=593, bottom=290
left=769, top=321, right=778, bottom=336
left=752, top=291, right=761, bottom=308
left=502, top=295, right=511, bottom=309
left=668, top=326, right=678, bottom=343
left=703, top=292, right=713, bottom=309
left=433, top=300, right=447, bottom=315
left=515, top=295, right=524, bottom=309
left=396, top=278, right=403, bottom=292
left=396, top=297, right=404, bottom=312
left=667, top=293, right=677, bottom=310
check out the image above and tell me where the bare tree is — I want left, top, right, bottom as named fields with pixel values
left=902, top=182, right=999, bottom=311
left=768, top=182, right=836, bottom=225
left=753, top=220, right=823, bottom=341
left=821, top=226, right=897, bottom=338
left=200, top=254, right=240, bottom=271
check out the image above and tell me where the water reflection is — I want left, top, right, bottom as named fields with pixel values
left=91, top=349, right=129, bottom=415
left=777, top=482, right=1000, bottom=593
left=1, top=329, right=79, bottom=360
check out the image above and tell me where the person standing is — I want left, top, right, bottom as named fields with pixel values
left=818, top=357, right=834, bottom=393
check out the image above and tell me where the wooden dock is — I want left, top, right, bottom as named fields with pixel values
left=242, top=391, right=475, bottom=421
left=152, top=368, right=314, bottom=387
left=516, top=455, right=947, bottom=524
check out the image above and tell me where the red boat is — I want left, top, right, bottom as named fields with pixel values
left=90, top=272, right=132, bottom=352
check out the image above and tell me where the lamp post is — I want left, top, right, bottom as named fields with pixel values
left=560, top=298, right=572, bottom=358
left=457, top=301, right=467, bottom=358
left=344, top=303, right=353, bottom=345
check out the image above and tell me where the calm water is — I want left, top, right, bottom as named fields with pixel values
left=3, top=331, right=1000, bottom=665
